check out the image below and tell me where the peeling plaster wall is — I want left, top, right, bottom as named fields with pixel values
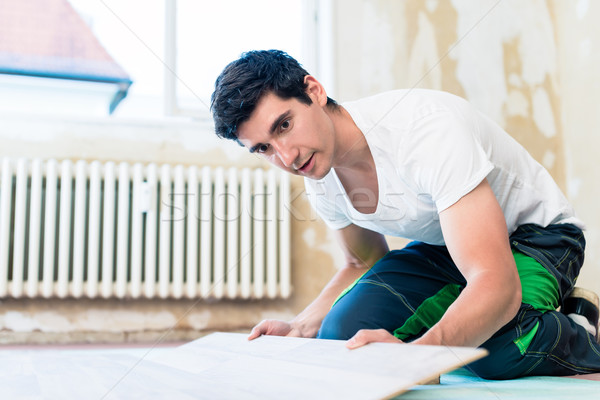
left=332, top=0, right=599, bottom=294
left=554, top=0, right=600, bottom=300
left=0, top=115, right=341, bottom=344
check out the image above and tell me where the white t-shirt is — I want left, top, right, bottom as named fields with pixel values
left=304, top=89, right=583, bottom=245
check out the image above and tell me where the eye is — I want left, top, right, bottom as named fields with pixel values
left=257, top=143, right=270, bottom=153
left=280, top=119, right=291, bottom=131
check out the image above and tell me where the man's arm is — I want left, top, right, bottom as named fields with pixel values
left=248, top=224, right=389, bottom=339
left=414, top=178, right=522, bottom=347
left=347, top=178, right=522, bottom=348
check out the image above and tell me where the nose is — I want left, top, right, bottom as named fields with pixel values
left=272, top=140, right=297, bottom=169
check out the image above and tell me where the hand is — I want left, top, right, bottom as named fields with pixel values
left=248, top=319, right=304, bottom=340
left=346, top=329, right=403, bottom=349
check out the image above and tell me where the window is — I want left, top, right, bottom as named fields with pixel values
left=67, top=0, right=316, bottom=120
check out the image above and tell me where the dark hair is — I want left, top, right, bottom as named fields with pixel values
left=210, top=49, right=337, bottom=143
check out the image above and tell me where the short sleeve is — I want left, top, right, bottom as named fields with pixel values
left=303, top=177, right=352, bottom=230
left=400, top=108, right=494, bottom=212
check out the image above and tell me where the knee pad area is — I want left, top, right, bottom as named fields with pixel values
left=317, top=307, right=363, bottom=340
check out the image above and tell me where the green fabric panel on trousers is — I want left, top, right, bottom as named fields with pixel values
left=514, top=321, right=540, bottom=355
left=393, top=284, right=462, bottom=341
left=511, top=249, right=560, bottom=353
left=512, top=249, right=560, bottom=312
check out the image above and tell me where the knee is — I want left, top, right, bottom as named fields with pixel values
left=317, top=307, right=362, bottom=340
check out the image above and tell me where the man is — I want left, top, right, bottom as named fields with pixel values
left=210, top=50, right=600, bottom=379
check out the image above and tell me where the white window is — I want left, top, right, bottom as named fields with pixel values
left=67, top=0, right=321, bottom=120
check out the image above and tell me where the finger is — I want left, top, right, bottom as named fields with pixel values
left=247, top=329, right=261, bottom=341
left=345, top=329, right=372, bottom=349
left=345, top=337, right=363, bottom=349
left=247, top=321, right=267, bottom=340
left=346, top=329, right=397, bottom=349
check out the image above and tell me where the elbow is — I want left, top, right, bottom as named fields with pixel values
left=508, top=292, right=522, bottom=319
left=505, top=278, right=522, bottom=321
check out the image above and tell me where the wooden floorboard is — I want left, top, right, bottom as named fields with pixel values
left=1, top=332, right=487, bottom=399
left=127, top=332, right=487, bottom=399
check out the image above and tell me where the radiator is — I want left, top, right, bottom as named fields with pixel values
left=0, top=158, right=291, bottom=299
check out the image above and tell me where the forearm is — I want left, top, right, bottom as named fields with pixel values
left=414, top=271, right=522, bottom=347
left=290, top=225, right=388, bottom=338
left=290, top=265, right=370, bottom=337
left=422, top=179, right=523, bottom=348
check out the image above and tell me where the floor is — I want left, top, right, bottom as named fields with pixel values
left=400, top=368, right=600, bottom=399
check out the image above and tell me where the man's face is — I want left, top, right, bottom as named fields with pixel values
left=237, top=90, right=336, bottom=180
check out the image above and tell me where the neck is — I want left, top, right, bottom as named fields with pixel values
left=330, top=106, right=374, bottom=173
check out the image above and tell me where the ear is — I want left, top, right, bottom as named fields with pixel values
left=304, top=75, right=328, bottom=106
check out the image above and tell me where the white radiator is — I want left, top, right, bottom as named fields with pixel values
left=0, top=158, right=291, bottom=299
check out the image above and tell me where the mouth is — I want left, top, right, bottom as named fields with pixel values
left=298, top=153, right=315, bottom=173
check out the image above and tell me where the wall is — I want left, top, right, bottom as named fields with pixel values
left=330, top=0, right=600, bottom=295
left=554, top=0, right=600, bottom=301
